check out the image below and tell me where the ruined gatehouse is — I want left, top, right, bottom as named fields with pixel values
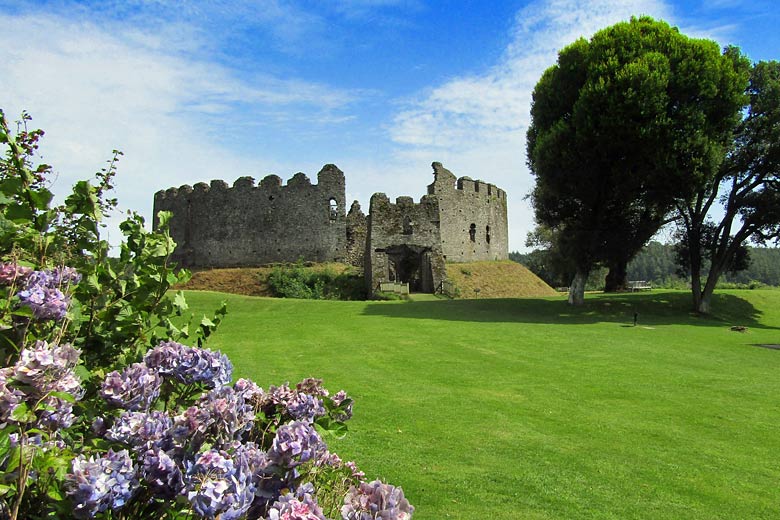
left=153, top=162, right=508, bottom=294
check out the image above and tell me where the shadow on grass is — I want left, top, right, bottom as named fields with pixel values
left=362, top=291, right=778, bottom=329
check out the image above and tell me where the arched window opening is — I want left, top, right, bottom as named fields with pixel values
left=469, top=223, right=476, bottom=242
left=486, top=225, right=491, bottom=244
left=403, top=216, right=413, bottom=235
left=328, top=198, right=338, bottom=222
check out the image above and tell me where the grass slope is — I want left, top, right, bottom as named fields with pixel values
left=176, top=263, right=354, bottom=297
left=446, top=260, right=557, bottom=298
left=183, top=290, right=780, bottom=519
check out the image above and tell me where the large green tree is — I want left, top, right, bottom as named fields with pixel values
left=527, top=16, right=748, bottom=305
left=676, top=60, right=780, bottom=313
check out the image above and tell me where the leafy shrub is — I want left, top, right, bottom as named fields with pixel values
left=267, top=262, right=366, bottom=300
left=0, top=110, right=412, bottom=519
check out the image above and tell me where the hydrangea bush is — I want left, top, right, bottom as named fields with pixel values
left=0, top=109, right=414, bottom=519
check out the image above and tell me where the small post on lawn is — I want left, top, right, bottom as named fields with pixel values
left=633, top=312, right=639, bottom=326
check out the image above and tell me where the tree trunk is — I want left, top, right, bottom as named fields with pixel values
left=687, top=227, right=704, bottom=313
left=604, top=260, right=628, bottom=292
left=697, top=291, right=712, bottom=314
left=568, top=268, right=588, bottom=305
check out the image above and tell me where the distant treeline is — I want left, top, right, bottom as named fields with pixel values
left=511, top=242, right=780, bottom=289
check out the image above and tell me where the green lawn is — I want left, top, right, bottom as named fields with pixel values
left=183, top=289, right=780, bottom=519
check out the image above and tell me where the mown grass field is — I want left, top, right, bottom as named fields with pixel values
left=183, top=289, right=780, bottom=519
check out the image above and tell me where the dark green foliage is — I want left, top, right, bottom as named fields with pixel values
left=267, top=262, right=366, bottom=300
left=527, top=17, right=749, bottom=302
left=676, top=59, right=780, bottom=312
left=627, top=241, right=780, bottom=287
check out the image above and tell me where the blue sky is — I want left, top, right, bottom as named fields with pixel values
left=1, top=0, right=778, bottom=251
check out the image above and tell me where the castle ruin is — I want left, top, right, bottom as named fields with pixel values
left=153, top=162, right=508, bottom=294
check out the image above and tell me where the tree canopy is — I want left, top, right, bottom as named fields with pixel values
left=526, top=16, right=749, bottom=305
left=676, top=59, right=780, bottom=313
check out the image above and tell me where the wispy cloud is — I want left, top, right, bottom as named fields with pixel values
left=0, top=10, right=361, bottom=242
left=386, top=0, right=698, bottom=250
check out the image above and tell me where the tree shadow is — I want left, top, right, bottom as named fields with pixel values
left=362, top=291, right=778, bottom=330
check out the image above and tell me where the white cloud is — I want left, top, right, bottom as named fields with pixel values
left=0, top=12, right=359, bottom=245
left=388, top=0, right=678, bottom=250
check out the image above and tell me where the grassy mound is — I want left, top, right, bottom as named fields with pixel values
left=175, top=263, right=356, bottom=297
left=178, top=260, right=557, bottom=300
left=446, top=260, right=557, bottom=298
left=181, top=289, right=780, bottom=519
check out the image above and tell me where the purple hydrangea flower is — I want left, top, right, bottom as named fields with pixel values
left=234, top=378, right=264, bottom=402
left=287, top=393, right=326, bottom=423
left=142, top=448, right=184, bottom=499
left=0, top=262, right=32, bottom=286
left=38, top=394, right=77, bottom=429
left=264, top=383, right=296, bottom=408
left=269, top=421, right=325, bottom=469
left=16, top=268, right=81, bottom=321
left=101, top=362, right=162, bottom=411
left=330, top=390, right=353, bottom=422
left=105, top=410, right=173, bottom=452
left=66, top=449, right=139, bottom=519
left=341, top=480, right=414, bottom=520
left=144, top=341, right=233, bottom=388
left=184, top=449, right=255, bottom=520
left=173, top=386, right=255, bottom=449
left=17, top=283, right=69, bottom=320
left=0, top=367, right=24, bottom=423
left=267, top=482, right=327, bottom=520
left=49, top=266, right=82, bottom=287
left=8, top=341, right=83, bottom=429
left=295, top=378, right=329, bottom=397
left=13, top=340, right=83, bottom=395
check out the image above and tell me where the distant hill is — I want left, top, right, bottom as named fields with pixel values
left=445, top=260, right=557, bottom=299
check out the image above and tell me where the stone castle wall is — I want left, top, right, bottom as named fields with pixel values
left=427, top=162, right=508, bottom=263
left=364, top=194, right=446, bottom=294
left=153, top=162, right=509, bottom=293
left=153, top=165, right=347, bottom=268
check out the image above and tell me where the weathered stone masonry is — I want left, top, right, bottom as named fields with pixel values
left=154, top=165, right=347, bottom=268
left=153, top=162, right=508, bottom=293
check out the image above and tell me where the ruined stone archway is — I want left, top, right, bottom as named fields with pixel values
left=385, top=244, right=434, bottom=293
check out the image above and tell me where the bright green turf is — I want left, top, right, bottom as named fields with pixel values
left=182, top=289, right=780, bottom=519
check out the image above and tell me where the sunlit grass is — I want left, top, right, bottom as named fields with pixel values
left=184, top=289, right=780, bottom=519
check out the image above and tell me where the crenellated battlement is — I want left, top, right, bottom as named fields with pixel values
left=154, top=166, right=345, bottom=206
left=153, top=165, right=347, bottom=268
left=154, top=162, right=508, bottom=289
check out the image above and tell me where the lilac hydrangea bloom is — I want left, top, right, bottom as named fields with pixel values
left=0, top=262, right=32, bottom=286
left=49, top=266, right=82, bottom=287
left=8, top=341, right=83, bottom=428
left=105, top=410, right=173, bottom=452
left=269, top=421, right=325, bottom=469
left=66, top=449, right=139, bottom=519
left=184, top=449, right=255, bottom=520
left=286, top=392, right=326, bottom=423
left=101, top=362, right=162, bottom=411
left=295, top=378, right=329, bottom=397
left=341, top=480, right=414, bottom=520
left=263, top=383, right=296, bottom=409
left=144, top=341, right=233, bottom=388
left=142, top=448, right=184, bottom=499
left=13, top=340, right=82, bottom=395
left=0, top=367, right=24, bottom=423
left=234, top=378, right=264, bottom=403
left=267, top=482, right=327, bottom=520
left=173, top=386, right=255, bottom=449
left=38, top=394, right=77, bottom=429
left=17, top=282, right=69, bottom=320
left=330, top=390, right=353, bottom=422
